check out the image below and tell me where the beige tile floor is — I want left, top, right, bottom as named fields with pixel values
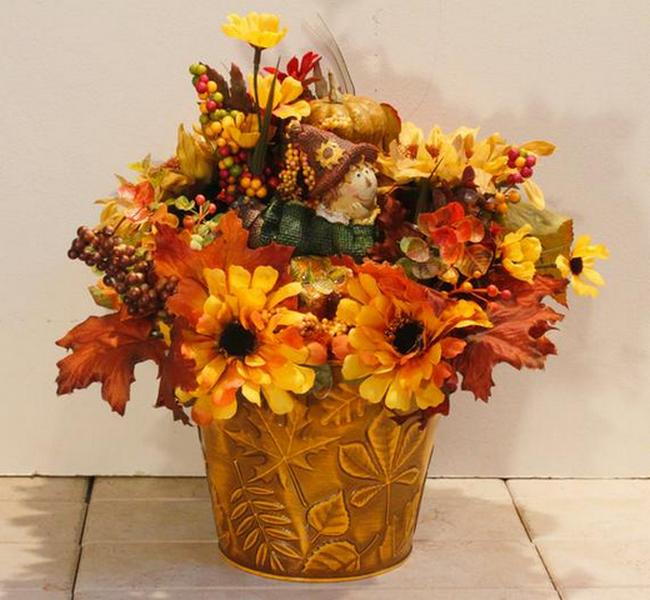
left=0, top=477, right=648, bottom=599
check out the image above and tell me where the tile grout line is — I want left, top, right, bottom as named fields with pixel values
left=70, top=476, right=95, bottom=600
left=503, top=478, right=564, bottom=600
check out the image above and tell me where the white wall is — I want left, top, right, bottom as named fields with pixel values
left=1, top=0, right=648, bottom=477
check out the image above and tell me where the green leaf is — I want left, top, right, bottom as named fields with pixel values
left=399, top=236, right=430, bottom=263
left=173, top=196, right=195, bottom=211
left=251, top=58, right=280, bottom=176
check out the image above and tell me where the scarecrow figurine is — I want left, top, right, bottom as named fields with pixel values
left=238, top=122, right=380, bottom=260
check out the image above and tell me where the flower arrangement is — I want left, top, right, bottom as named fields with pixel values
left=56, top=12, right=607, bottom=422
left=55, top=11, right=609, bottom=580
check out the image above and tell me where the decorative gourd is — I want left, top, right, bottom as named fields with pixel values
left=305, top=81, right=400, bottom=151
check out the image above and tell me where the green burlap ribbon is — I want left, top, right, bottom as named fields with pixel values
left=255, top=200, right=376, bottom=261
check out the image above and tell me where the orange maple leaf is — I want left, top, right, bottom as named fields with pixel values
left=56, top=310, right=166, bottom=415
left=454, top=274, right=566, bottom=400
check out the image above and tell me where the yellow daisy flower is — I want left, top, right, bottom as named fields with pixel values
left=556, top=235, right=609, bottom=297
left=178, top=264, right=315, bottom=423
left=248, top=73, right=311, bottom=120
left=499, top=224, right=542, bottom=283
left=221, top=12, right=287, bottom=49
left=336, top=270, right=491, bottom=412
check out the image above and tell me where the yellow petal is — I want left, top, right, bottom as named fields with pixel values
left=555, top=254, right=571, bottom=277
left=519, top=140, right=556, bottom=156
left=213, top=400, right=238, bottom=420
left=336, top=298, right=361, bottom=324
left=571, top=276, right=598, bottom=297
left=228, top=265, right=251, bottom=291
left=415, top=383, right=445, bottom=409
left=251, top=266, right=279, bottom=293
left=279, top=76, right=304, bottom=104
left=342, top=354, right=376, bottom=380
left=267, top=282, right=302, bottom=308
left=356, top=305, right=386, bottom=329
left=520, top=236, right=542, bottom=262
left=503, top=258, right=535, bottom=283
left=273, top=99, right=311, bottom=120
left=241, top=383, right=261, bottom=406
left=196, top=357, right=227, bottom=390
left=385, top=380, right=411, bottom=411
left=582, top=267, right=604, bottom=286
left=203, top=268, right=226, bottom=297
left=359, top=374, right=392, bottom=404
left=262, top=384, right=294, bottom=414
left=523, top=179, right=545, bottom=210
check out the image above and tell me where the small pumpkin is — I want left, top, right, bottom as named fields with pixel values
left=306, top=90, right=401, bottom=151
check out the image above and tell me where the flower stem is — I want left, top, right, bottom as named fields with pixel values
left=253, top=46, right=263, bottom=132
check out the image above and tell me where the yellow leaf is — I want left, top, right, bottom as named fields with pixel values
left=338, top=443, right=380, bottom=480
left=307, top=491, right=350, bottom=536
left=523, top=179, right=545, bottom=210
left=520, top=140, right=556, bottom=156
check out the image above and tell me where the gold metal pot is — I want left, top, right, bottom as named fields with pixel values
left=200, top=387, right=439, bottom=582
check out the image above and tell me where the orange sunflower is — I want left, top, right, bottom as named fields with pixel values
left=336, top=267, right=491, bottom=412
left=174, top=264, right=316, bottom=423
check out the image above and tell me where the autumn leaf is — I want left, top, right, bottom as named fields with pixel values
left=455, top=243, right=494, bottom=278
left=56, top=310, right=166, bottom=415
left=155, top=321, right=195, bottom=424
left=154, top=212, right=295, bottom=281
left=455, top=274, right=567, bottom=400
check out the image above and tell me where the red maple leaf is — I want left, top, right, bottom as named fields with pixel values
left=56, top=310, right=166, bottom=415
left=454, top=274, right=567, bottom=400
left=154, top=211, right=295, bottom=327
left=264, top=51, right=322, bottom=86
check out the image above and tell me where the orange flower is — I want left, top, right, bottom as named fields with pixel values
left=175, top=264, right=315, bottom=423
left=336, top=267, right=491, bottom=412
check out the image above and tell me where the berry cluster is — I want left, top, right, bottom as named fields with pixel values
left=484, top=188, right=520, bottom=214
left=182, top=194, right=218, bottom=231
left=506, top=147, right=537, bottom=184
left=68, top=226, right=177, bottom=317
left=189, top=63, right=225, bottom=116
left=277, top=142, right=316, bottom=200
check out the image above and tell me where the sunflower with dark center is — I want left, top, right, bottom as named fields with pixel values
left=174, top=264, right=316, bottom=424
left=336, top=270, right=492, bottom=412
left=556, top=235, right=609, bottom=297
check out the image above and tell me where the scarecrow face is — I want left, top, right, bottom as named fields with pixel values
left=326, top=161, right=378, bottom=222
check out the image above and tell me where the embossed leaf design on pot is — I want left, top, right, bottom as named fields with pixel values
left=338, top=413, right=423, bottom=509
left=319, top=384, right=366, bottom=426
left=307, top=491, right=350, bottom=536
left=378, top=495, right=418, bottom=562
left=303, top=541, right=361, bottom=575
left=226, top=403, right=338, bottom=505
left=229, top=464, right=302, bottom=572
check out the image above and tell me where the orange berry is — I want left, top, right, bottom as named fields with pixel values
left=240, top=177, right=251, bottom=189
left=496, top=202, right=509, bottom=214
left=495, top=192, right=505, bottom=203
left=515, top=156, right=526, bottom=168
left=460, top=281, right=473, bottom=291
left=256, top=186, right=268, bottom=199
left=472, top=270, right=482, bottom=279
left=508, top=190, right=521, bottom=203
left=245, top=187, right=256, bottom=197
left=250, top=178, right=262, bottom=190
left=216, top=137, right=227, bottom=147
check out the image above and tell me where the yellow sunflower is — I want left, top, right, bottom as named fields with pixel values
left=498, top=224, right=542, bottom=283
left=555, top=235, right=609, bottom=297
left=336, top=271, right=491, bottom=412
left=221, top=12, right=287, bottom=49
left=178, top=264, right=315, bottom=423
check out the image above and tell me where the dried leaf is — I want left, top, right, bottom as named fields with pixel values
left=455, top=244, right=494, bottom=278
left=307, top=491, right=350, bottom=536
left=399, top=236, right=430, bottom=263
left=455, top=274, right=566, bottom=400
left=56, top=311, right=165, bottom=415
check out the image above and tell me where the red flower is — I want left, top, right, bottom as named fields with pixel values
left=418, top=202, right=484, bottom=264
left=264, top=51, right=321, bottom=86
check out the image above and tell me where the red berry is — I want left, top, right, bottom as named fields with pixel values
left=196, top=82, right=207, bottom=93
left=507, top=158, right=517, bottom=168
left=207, top=203, right=217, bottom=214
left=238, top=151, right=247, bottom=161
left=195, top=194, right=206, bottom=206
left=507, top=174, right=517, bottom=185
left=225, top=194, right=235, bottom=204
left=267, top=176, right=279, bottom=188
left=206, top=100, right=217, bottom=112
left=487, top=284, right=499, bottom=297
left=501, top=289, right=512, bottom=301
left=183, top=216, right=194, bottom=230
left=199, top=74, right=209, bottom=82
left=219, top=169, right=229, bottom=180
left=507, top=148, right=519, bottom=161
left=525, top=155, right=537, bottom=167
left=218, top=146, right=230, bottom=157
left=520, top=166, right=533, bottom=178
